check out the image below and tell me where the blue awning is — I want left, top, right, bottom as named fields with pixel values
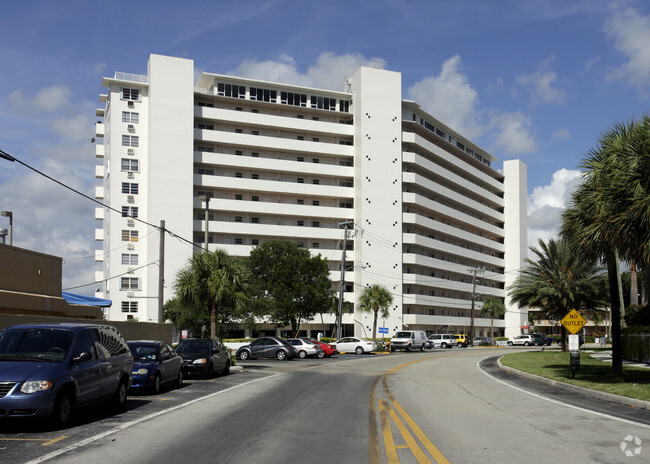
left=62, top=292, right=112, bottom=307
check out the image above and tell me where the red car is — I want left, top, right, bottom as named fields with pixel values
left=309, top=339, right=338, bottom=357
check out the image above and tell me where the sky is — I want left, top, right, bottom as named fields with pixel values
left=0, top=0, right=649, bottom=294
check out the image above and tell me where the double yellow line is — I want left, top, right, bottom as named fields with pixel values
left=368, top=356, right=451, bottom=464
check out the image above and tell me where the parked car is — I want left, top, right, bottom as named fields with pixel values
left=454, top=334, right=469, bottom=348
left=286, top=338, right=325, bottom=358
left=128, top=340, right=183, bottom=394
left=309, top=339, right=339, bottom=357
left=508, top=335, right=536, bottom=346
left=389, top=330, right=427, bottom=352
left=529, top=333, right=553, bottom=346
left=335, top=337, right=377, bottom=354
left=473, top=336, right=493, bottom=346
left=175, top=338, right=231, bottom=377
left=236, top=337, right=297, bottom=361
left=0, top=323, right=133, bottom=428
left=427, top=334, right=455, bottom=349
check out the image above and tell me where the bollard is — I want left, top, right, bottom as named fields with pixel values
left=570, top=350, right=580, bottom=378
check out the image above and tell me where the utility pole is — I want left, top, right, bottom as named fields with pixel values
left=468, top=267, right=484, bottom=346
left=336, top=221, right=354, bottom=340
left=158, top=220, right=165, bottom=323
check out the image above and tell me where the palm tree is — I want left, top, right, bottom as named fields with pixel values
left=174, top=249, right=250, bottom=339
left=358, top=284, right=394, bottom=342
left=479, top=296, right=505, bottom=344
left=508, top=238, right=608, bottom=350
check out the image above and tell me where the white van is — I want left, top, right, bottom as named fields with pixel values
left=389, top=330, right=427, bottom=352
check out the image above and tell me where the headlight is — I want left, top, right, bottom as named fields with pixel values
left=136, top=368, right=149, bottom=375
left=193, top=358, right=207, bottom=365
left=21, top=380, right=52, bottom=394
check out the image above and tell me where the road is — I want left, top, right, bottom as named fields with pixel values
left=1, top=348, right=649, bottom=463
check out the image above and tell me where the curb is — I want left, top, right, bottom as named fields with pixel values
left=496, top=357, right=650, bottom=411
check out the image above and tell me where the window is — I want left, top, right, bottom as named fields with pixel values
left=235, top=172, right=243, bottom=178
left=297, top=220, right=304, bottom=226
left=250, top=87, right=277, bottom=102
left=235, top=238, right=243, bottom=244
left=252, top=130, right=259, bottom=136
left=198, top=168, right=214, bottom=175
left=297, top=178, right=304, bottom=183
left=121, top=159, right=139, bottom=172
left=340, top=201, right=352, bottom=208
left=122, top=88, right=140, bottom=101
left=280, top=91, right=307, bottom=107
left=312, top=221, right=320, bottom=227
left=121, top=206, right=138, bottom=218
left=197, top=101, right=214, bottom=107
left=235, top=129, right=243, bottom=134
left=122, top=112, right=139, bottom=123
left=121, top=230, right=138, bottom=242
left=339, top=100, right=350, bottom=112
left=312, top=200, right=319, bottom=206
left=121, top=135, right=139, bottom=147
left=251, top=217, right=259, bottom=223
left=235, top=194, right=243, bottom=200
left=297, top=241, right=305, bottom=248
left=121, top=182, right=138, bottom=194
left=197, top=191, right=213, bottom=199
left=297, top=199, right=304, bottom=205
left=312, top=242, right=320, bottom=249
left=197, top=123, right=213, bottom=130
left=121, top=301, right=138, bottom=313
left=197, top=145, right=214, bottom=152
left=252, top=174, right=259, bottom=179
left=235, top=216, right=242, bottom=222
left=310, top=96, right=336, bottom=111
left=297, top=136, right=304, bottom=140
left=251, top=239, right=259, bottom=245
left=312, top=179, right=320, bottom=185
left=313, top=158, right=320, bottom=163
left=297, top=157, right=304, bottom=162
left=216, top=83, right=245, bottom=98
left=252, top=152, right=259, bottom=157
left=121, top=254, right=138, bottom=265
left=120, top=277, right=140, bottom=290
left=251, top=196, right=259, bottom=201
left=235, top=150, right=243, bottom=156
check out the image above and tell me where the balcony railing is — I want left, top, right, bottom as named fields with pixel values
left=114, top=72, right=149, bottom=84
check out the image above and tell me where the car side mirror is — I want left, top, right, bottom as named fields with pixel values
left=73, top=352, right=92, bottom=363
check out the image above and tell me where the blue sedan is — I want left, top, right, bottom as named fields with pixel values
left=128, top=341, right=183, bottom=394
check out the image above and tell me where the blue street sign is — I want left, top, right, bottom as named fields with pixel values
left=378, top=327, right=388, bottom=334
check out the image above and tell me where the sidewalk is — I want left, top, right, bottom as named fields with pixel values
left=588, top=349, right=650, bottom=369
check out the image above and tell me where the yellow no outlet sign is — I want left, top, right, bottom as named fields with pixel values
left=561, top=309, right=587, bottom=334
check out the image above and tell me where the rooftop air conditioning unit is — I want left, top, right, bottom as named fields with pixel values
left=127, top=218, right=135, bottom=226
left=127, top=172, right=134, bottom=179
left=127, top=291, right=134, bottom=298
left=127, top=124, right=135, bottom=132
left=127, top=267, right=134, bottom=274
left=127, top=195, right=134, bottom=203
left=127, top=243, right=135, bottom=250
left=127, top=148, right=135, bottom=155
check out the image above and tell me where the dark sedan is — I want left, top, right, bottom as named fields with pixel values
left=175, top=338, right=231, bottom=377
left=128, top=341, right=183, bottom=394
left=236, top=337, right=297, bottom=361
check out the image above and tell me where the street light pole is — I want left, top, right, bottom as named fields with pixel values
left=198, top=196, right=210, bottom=251
left=336, top=221, right=354, bottom=340
left=468, top=267, right=484, bottom=346
left=1, top=211, right=12, bottom=246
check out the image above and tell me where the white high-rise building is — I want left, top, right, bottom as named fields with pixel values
left=95, top=54, right=527, bottom=339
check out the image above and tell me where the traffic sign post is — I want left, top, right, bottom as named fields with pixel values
left=560, top=309, right=587, bottom=334
left=378, top=327, right=388, bottom=334
left=561, top=310, right=585, bottom=378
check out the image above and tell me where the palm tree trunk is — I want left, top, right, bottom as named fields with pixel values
left=372, top=311, right=378, bottom=342
left=630, top=260, right=638, bottom=306
left=607, top=250, right=623, bottom=376
left=210, top=303, right=217, bottom=339
left=490, top=314, right=494, bottom=345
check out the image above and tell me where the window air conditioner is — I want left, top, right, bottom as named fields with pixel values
left=127, top=148, right=135, bottom=155
left=128, top=101, right=135, bottom=108
left=127, top=267, right=134, bottom=274
left=127, top=124, right=135, bottom=132
left=127, top=218, right=135, bottom=226
left=127, top=195, right=134, bottom=203
left=127, top=291, right=134, bottom=298
left=127, top=172, right=134, bottom=179
left=127, top=243, right=135, bottom=250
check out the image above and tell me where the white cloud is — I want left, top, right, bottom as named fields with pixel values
left=527, top=168, right=582, bottom=250
left=605, top=7, right=650, bottom=91
left=551, top=128, right=571, bottom=140
left=491, top=112, right=536, bottom=155
left=228, top=52, right=384, bottom=91
left=406, top=55, right=482, bottom=139
left=50, top=113, right=94, bottom=142
left=516, top=56, right=566, bottom=105
left=7, top=86, right=72, bottom=113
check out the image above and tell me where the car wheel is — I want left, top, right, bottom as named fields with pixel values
left=355, top=346, right=364, bottom=355
left=420, top=345, right=425, bottom=351
left=151, top=374, right=161, bottom=394
left=317, top=350, right=325, bottom=359
left=524, top=341, right=530, bottom=346
left=239, top=350, right=250, bottom=361
left=276, top=350, right=287, bottom=361
left=221, top=359, right=230, bottom=376
left=390, top=347, right=395, bottom=352
left=51, top=390, right=74, bottom=428
left=174, top=369, right=183, bottom=388
left=507, top=341, right=513, bottom=346
left=457, top=342, right=463, bottom=348
left=112, top=379, right=128, bottom=409
left=441, top=343, right=448, bottom=349
left=299, top=350, right=307, bottom=359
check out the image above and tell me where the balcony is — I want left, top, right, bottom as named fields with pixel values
left=95, top=123, right=104, bottom=138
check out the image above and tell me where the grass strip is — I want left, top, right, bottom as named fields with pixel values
left=500, top=350, right=650, bottom=401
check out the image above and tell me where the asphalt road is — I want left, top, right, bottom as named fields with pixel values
left=1, top=348, right=649, bottom=463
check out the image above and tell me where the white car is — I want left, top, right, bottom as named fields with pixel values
left=508, top=335, right=535, bottom=346
left=427, top=334, right=455, bottom=349
left=335, top=337, right=377, bottom=354
left=286, top=338, right=325, bottom=359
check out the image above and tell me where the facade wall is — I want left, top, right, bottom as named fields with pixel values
left=95, top=54, right=527, bottom=338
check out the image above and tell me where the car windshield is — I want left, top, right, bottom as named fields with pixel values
left=394, top=332, right=411, bottom=338
left=0, top=328, right=73, bottom=362
left=175, top=340, right=210, bottom=353
left=129, top=345, right=158, bottom=361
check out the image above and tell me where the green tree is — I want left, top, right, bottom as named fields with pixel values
left=248, top=241, right=333, bottom=337
left=163, top=296, right=206, bottom=337
left=480, top=296, right=505, bottom=344
left=358, top=284, right=394, bottom=342
left=174, top=249, right=251, bottom=339
left=507, top=238, right=608, bottom=350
